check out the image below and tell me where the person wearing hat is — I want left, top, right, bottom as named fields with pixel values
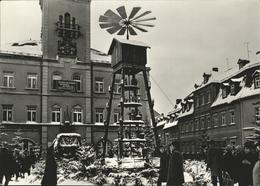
left=157, top=145, right=169, bottom=186
left=166, top=141, right=184, bottom=186
left=253, top=142, right=260, bottom=186
left=237, top=141, right=258, bottom=186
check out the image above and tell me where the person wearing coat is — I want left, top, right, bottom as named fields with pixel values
left=206, top=140, right=224, bottom=186
left=253, top=143, right=260, bottom=186
left=157, top=145, right=169, bottom=186
left=41, top=145, right=57, bottom=186
left=0, top=142, right=13, bottom=186
left=167, top=141, right=184, bottom=186
left=237, top=141, right=258, bottom=186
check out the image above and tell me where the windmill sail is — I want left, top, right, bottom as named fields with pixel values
left=99, top=6, right=156, bottom=39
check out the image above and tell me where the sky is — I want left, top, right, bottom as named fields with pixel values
left=1, top=0, right=260, bottom=114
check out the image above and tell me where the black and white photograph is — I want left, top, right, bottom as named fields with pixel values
left=0, top=0, right=260, bottom=185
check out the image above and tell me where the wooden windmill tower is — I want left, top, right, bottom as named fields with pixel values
left=99, top=6, right=159, bottom=158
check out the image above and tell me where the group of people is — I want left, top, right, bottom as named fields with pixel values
left=157, top=141, right=185, bottom=186
left=207, top=140, right=260, bottom=186
left=0, top=142, right=37, bottom=186
left=157, top=140, right=260, bottom=186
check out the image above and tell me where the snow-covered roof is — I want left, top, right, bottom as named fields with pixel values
left=168, top=102, right=182, bottom=116
left=56, top=133, right=81, bottom=139
left=163, top=120, right=178, bottom=130
left=230, top=77, right=243, bottom=82
left=108, top=37, right=150, bottom=55
left=211, top=79, right=260, bottom=107
left=178, top=104, right=194, bottom=119
left=156, top=120, right=167, bottom=127
left=0, top=40, right=111, bottom=63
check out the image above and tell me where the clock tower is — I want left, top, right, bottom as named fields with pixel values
left=40, top=0, right=91, bottom=62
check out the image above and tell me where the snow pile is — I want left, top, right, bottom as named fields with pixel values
left=183, top=160, right=211, bottom=185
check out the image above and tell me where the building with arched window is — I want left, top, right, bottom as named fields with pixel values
left=0, top=0, right=150, bottom=152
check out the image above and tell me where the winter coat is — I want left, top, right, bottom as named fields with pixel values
left=207, top=147, right=223, bottom=176
left=41, top=147, right=57, bottom=186
left=222, top=150, right=236, bottom=179
left=237, top=151, right=258, bottom=186
left=158, top=151, right=169, bottom=182
left=167, top=150, right=184, bottom=186
left=0, top=147, right=13, bottom=175
left=253, top=160, right=260, bottom=186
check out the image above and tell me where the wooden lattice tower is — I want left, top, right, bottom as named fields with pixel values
left=102, top=38, right=159, bottom=158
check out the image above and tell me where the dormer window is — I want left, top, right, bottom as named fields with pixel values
left=254, top=73, right=260, bottom=89
left=222, top=87, right=227, bottom=98
left=230, top=84, right=235, bottom=95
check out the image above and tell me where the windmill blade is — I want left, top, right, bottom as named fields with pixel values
left=99, top=22, right=119, bottom=29
left=104, top=9, right=122, bottom=22
left=132, top=25, right=148, bottom=32
left=117, top=27, right=127, bottom=35
left=116, top=6, right=128, bottom=19
left=99, top=15, right=121, bottom=23
left=133, top=17, right=156, bottom=23
left=131, top=11, right=152, bottom=21
left=133, top=22, right=154, bottom=27
left=128, top=26, right=137, bottom=35
left=106, top=24, right=122, bottom=34
left=129, top=7, right=141, bottom=19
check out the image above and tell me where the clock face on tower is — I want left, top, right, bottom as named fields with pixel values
left=56, top=12, right=81, bottom=58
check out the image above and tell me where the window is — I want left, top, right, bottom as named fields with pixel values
left=27, top=74, right=37, bottom=89
left=221, top=112, right=226, bottom=126
left=207, top=115, right=211, bottom=128
left=114, top=79, right=121, bottom=94
left=256, top=107, right=260, bottom=123
left=95, top=108, right=104, bottom=123
left=3, top=72, right=14, bottom=88
left=195, top=119, right=199, bottom=131
left=51, top=105, right=61, bottom=123
left=95, top=77, right=104, bottom=93
left=222, top=88, right=227, bottom=98
left=201, top=95, right=205, bottom=105
left=255, top=74, right=260, bottom=89
left=2, top=105, right=13, bottom=122
left=114, top=112, right=119, bottom=123
left=230, top=84, right=235, bottom=95
left=73, top=106, right=82, bottom=123
left=196, top=96, right=199, bottom=108
left=73, top=74, right=81, bottom=91
left=201, top=117, right=205, bottom=129
left=230, top=110, right=235, bottom=125
left=207, top=91, right=211, bottom=103
left=52, top=74, right=62, bottom=89
left=27, top=106, right=37, bottom=122
left=213, top=114, right=218, bottom=127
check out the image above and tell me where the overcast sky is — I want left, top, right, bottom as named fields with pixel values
left=1, top=0, right=260, bottom=114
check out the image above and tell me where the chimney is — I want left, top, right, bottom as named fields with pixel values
left=237, top=59, right=250, bottom=69
left=203, top=72, right=211, bottom=84
left=194, top=83, right=200, bottom=89
left=212, top=67, right=218, bottom=72
left=176, top=99, right=182, bottom=104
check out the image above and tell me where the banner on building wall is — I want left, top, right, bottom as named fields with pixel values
left=57, top=80, right=77, bottom=91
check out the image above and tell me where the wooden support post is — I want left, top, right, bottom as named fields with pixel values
left=142, top=69, right=160, bottom=148
left=119, top=68, right=125, bottom=158
left=102, top=73, right=116, bottom=158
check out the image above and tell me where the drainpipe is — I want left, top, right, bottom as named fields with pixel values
left=239, top=98, right=244, bottom=145
left=90, top=61, right=94, bottom=144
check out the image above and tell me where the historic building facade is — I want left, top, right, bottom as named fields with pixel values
left=157, top=59, right=260, bottom=154
left=0, top=0, right=150, bottom=152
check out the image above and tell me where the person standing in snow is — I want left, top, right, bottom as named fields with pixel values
left=206, top=140, right=224, bottom=186
left=157, top=145, right=169, bottom=186
left=41, top=145, right=57, bottom=186
left=237, top=141, right=258, bottom=186
left=167, top=141, right=184, bottom=186
left=0, top=142, right=13, bottom=186
left=253, top=142, right=260, bottom=186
